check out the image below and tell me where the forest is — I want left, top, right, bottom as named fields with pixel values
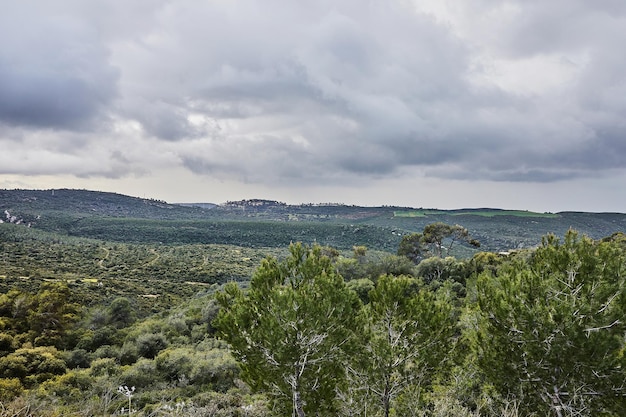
left=1, top=189, right=626, bottom=416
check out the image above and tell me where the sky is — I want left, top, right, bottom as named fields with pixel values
left=1, top=0, right=625, bottom=212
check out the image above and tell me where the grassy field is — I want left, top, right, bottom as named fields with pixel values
left=394, top=209, right=560, bottom=218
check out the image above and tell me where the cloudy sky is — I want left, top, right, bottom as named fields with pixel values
left=1, top=0, right=625, bottom=212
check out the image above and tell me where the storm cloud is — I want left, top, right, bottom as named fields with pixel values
left=1, top=0, right=625, bottom=209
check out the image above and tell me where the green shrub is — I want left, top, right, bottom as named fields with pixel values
left=165, top=314, right=189, bottom=338
left=0, top=346, right=66, bottom=386
left=107, top=297, right=136, bottom=328
left=0, top=354, right=28, bottom=379
left=190, top=323, right=209, bottom=343
left=64, top=348, right=91, bottom=369
left=89, top=357, right=120, bottom=377
left=120, top=358, right=159, bottom=389
left=189, top=349, right=239, bottom=391
left=136, top=332, right=168, bottom=359
left=77, top=325, right=118, bottom=350
left=155, top=348, right=193, bottom=382
left=0, top=377, right=23, bottom=401
left=119, top=341, right=139, bottom=365
left=0, top=332, right=16, bottom=353
left=39, top=370, right=92, bottom=399
left=93, top=344, right=120, bottom=360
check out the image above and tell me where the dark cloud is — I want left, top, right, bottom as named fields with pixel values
left=0, top=4, right=118, bottom=130
left=2, top=0, right=626, bottom=206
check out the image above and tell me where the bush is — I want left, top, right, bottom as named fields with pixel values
left=0, top=354, right=28, bottom=380
left=65, top=348, right=91, bottom=369
left=120, top=358, right=160, bottom=389
left=77, top=326, right=118, bottom=351
left=38, top=370, right=92, bottom=399
left=93, top=344, right=120, bottom=360
left=0, top=378, right=23, bottom=401
left=190, top=324, right=209, bottom=343
left=107, top=297, right=136, bottom=328
left=0, top=346, right=66, bottom=386
left=189, top=349, right=239, bottom=392
left=0, top=332, right=16, bottom=353
left=155, top=348, right=193, bottom=382
left=136, top=333, right=168, bottom=359
left=89, top=357, right=120, bottom=377
left=119, top=341, right=139, bottom=365
left=201, top=299, right=220, bottom=334
left=165, top=313, right=190, bottom=338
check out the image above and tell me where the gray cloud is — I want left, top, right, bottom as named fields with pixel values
left=2, top=0, right=626, bottom=207
left=0, top=3, right=119, bottom=130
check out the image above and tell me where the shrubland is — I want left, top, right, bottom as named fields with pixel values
left=1, top=210, right=625, bottom=415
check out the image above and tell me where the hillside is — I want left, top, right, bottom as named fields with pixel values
left=1, top=188, right=625, bottom=252
left=1, top=189, right=626, bottom=416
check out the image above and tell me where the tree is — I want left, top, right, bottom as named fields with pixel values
left=352, top=245, right=368, bottom=264
left=397, top=233, right=425, bottom=263
left=416, top=256, right=469, bottom=286
left=398, top=224, right=479, bottom=263
left=422, top=222, right=479, bottom=258
left=107, top=297, right=135, bottom=328
left=471, top=231, right=626, bottom=416
left=28, top=282, right=80, bottom=348
left=214, top=243, right=364, bottom=417
left=359, top=274, right=455, bottom=417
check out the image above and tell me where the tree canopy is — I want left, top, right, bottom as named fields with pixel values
left=214, top=243, right=365, bottom=416
left=398, top=222, right=480, bottom=263
left=471, top=231, right=626, bottom=415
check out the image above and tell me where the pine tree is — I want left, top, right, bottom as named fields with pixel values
left=360, top=274, right=454, bottom=416
left=472, top=231, right=626, bottom=416
left=214, top=243, right=364, bottom=416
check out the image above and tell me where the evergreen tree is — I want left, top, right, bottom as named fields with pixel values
left=214, top=243, right=364, bottom=416
left=362, top=274, right=454, bottom=416
left=471, top=231, right=626, bottom=416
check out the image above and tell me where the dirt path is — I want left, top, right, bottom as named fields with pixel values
left=144, top=248, right=160, bottom=266
left=97, top=247, right=110, bottom=268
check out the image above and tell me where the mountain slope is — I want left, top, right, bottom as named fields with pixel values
left=1, top=189, right=624, bottom=252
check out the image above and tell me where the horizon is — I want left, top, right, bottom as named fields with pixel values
left=3, top=186, right=622, bottom=214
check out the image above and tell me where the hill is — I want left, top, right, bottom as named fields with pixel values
left=1, top=189, right=626, bottom=416
left=1, top=188, right=625, bottom=252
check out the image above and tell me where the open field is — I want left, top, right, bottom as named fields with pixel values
left=394, top=209, right=560, bottom=218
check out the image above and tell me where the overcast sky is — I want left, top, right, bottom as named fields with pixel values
left=1, top=0, right=625, bottom=212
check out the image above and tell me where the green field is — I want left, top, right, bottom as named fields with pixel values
left=394, top=209, right=560, bottom=218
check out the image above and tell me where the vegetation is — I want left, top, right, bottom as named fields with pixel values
left=394, top=208, right=560, bottom=218
left=215, top=244, right=364, bottom=416
left=3, top=188, right=626, bottom=253
left=397, top=222, right=480, bottom=262
left=0, top=189, right=626, bottom=416
left=472, top=231, right=626, bottom=416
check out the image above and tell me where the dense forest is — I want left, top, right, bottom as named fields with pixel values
left=1, top=189, right=626, bottom=416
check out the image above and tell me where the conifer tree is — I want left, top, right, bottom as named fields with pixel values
left=362, top=274, right=454, bottom=416
left=472, top=231, right=626, bottom=416
left=215, top=243, right=364, bottom=416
